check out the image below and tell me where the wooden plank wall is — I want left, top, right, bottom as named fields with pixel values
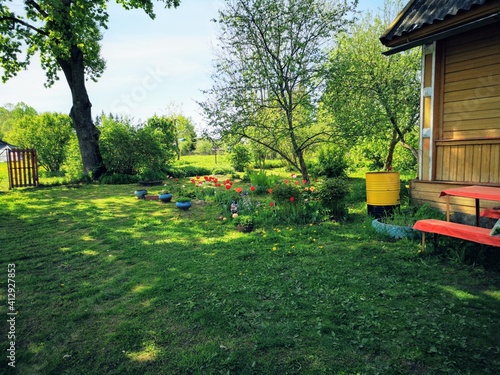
left=434, top=23, right=500, bottom=184
left=442, top=23, right=500, bottom=140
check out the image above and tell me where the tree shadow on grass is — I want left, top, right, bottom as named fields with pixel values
left=1, top=185, right=499, bottom=374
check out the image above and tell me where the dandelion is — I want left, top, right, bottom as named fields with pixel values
left=272, top=247, right=277, bottom=251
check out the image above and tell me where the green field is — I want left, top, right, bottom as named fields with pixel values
left=1, top=158, right=499, bottom=374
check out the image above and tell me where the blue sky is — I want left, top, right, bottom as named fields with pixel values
left=0, top=0, right=388, bottom=131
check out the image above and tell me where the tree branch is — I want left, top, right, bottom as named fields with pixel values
left=26, top=0, right=49, bottom=18
left=0, top=15, right=49, bottom=36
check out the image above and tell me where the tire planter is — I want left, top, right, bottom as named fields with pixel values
left=176, top=201, right=192, bottom=211
left=134, top=189, right=148, bottom=199
left=372, top=218, right=420, bottom=240
left=159, top=193, right=173, bottom=203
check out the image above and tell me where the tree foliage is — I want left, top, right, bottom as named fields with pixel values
left=320, top=5, right=420, bottom=171
left=0, top=0, right=181, bottom=179
left=4, top=108, right=73, bottom=172
left=200, top=0, right=357, bottom=181
left=98, top=114, right=176, bottom=177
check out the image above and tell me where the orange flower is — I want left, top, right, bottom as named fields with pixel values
left=235, top=187, right=243, bottom=193
left=268, top=188, right=273, bottom=194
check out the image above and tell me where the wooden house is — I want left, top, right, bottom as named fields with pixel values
left=380, top=0, right=500, bottom=219
left=0, top=139, right=16, bottom=163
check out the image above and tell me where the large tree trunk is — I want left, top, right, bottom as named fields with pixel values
left=59, top=45, right=106, bottom=180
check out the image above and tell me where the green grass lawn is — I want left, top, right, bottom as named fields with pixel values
left=1, top=168, right=499, bottom=373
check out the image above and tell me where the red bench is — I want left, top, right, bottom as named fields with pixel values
left=413, top=219, right=500, bottom=251
left=481, top=208, right=500, bottom=220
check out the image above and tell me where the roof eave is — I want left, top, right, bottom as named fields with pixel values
left=383, top=11, right=500, bottom=55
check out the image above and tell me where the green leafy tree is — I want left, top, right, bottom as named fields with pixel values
left=320, top=4, right=420, bottom=170
left=98, top=116, right=137, bottom=175
left=145, top=115, right=177, bottom=162
left=6, top=111, right=73, bottom=172
left=99, top=114, right=176, bottom=177
left=0, top=103, right=37, bottom=139
left=229, top=143, right=251, bottom=172
left=200, top=0, right=357, bottom=181
left=175, top=115, right=197, bottom=157
left=0, top=0, right=181, bottom=179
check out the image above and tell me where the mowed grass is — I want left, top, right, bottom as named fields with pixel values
left=0, top=164, right=499, bottom=373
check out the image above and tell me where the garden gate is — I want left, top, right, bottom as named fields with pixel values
left=7, top=148, right=39, bottom=189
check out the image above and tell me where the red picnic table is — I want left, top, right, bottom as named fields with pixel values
left=439, top=185, right=500, bottom=227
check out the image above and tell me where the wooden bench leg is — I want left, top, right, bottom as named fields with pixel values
left=421, top=232, right=426, bottom=252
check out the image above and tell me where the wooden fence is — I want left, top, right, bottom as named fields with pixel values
left=7, top=149, right=39, bottom=189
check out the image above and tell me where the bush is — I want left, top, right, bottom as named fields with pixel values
left=140, top=168, right=165, bottom=182
left=229, top=144, right=252, bottom=172
left=310, top=146, right=348, bottom=178
left=99, top=173, right=140, bottom=185
left=211, top=166, right=234, bottom=175
left=247, top=171, right=280, bottom=194
left=271, top=183, right=301, bottom=203
left=164, top=165, right=212, bottom=178
left=317, top=177, right=350, bottom=221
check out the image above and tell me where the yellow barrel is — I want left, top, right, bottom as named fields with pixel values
left=366, top=172, right=400, bottom=217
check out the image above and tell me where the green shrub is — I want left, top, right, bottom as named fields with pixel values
left=140, top=168, right=165, bottom=181
left=271, top=183, right=301, bottom=203
left=229, top=144, right=252, bottom=172
left=211, top=166, right=233, bottom=175
left=99, top=173, right=140, bottom=185
left=317, top=177, right=350, bottom=221
left=247, top=171, right=280, bottom=194
left=310, top=146, right=348, bottom=178
left=165, top=165, right=212, bottom=178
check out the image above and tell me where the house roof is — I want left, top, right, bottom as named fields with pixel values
left=381, top=0, right=487, bottom=44
left=380, top=0, right=500, bottom=54
left=0, top=139, right=16, bottom=149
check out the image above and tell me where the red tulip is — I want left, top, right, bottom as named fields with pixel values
left=225, top=184, right=231, bottom=190
left=290, top=196, right=295, bottom=202
left=268, top=188, right=273, bottom=194
left=302, top=179, right=307, bottom=184
left=269, top=202, right=274, bottom=207
left=250, top=186, right=256, bottom=192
